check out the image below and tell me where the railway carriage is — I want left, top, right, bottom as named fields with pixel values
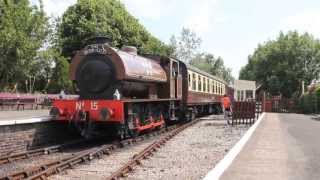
left=184, top=65, right=226, bottom=119
left=50, top=36, right=228, bottom=138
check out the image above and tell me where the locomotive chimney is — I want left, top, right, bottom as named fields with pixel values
left=86, top=36, right=111, bottom=46
left=121, top=46, right=138, bottom=55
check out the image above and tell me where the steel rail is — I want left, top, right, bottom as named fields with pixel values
left=0, top=125, right=179, bottom=180
left=0, top=139, right=88, bottom=166
left=106, top=119, right=201, bottom=180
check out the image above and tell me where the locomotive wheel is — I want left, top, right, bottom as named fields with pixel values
left=128, top=128, right=138, bottom=138
left=191, top=110, right=196, bottom=120
left=127, top=118, right=139, bottom=138
left=186, top=109, right=195, bottom=121
left=117, top=125, right=126, bottom=140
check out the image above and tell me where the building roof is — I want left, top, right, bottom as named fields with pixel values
left=234, top=79, right=256, bottom=90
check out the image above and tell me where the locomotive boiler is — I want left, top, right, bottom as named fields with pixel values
left=72, top=43, right=167, bottom=100
left=51, top=36, right=227, bottom=138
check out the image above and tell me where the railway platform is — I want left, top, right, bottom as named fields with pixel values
left=0, top=110, right=51, bottom=125
left=205, top=113, right=320, bottom=180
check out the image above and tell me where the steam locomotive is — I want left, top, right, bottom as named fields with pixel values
left=50, top=37, right=228, bottom=138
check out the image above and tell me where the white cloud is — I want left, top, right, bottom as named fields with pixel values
left=183, top=0, right=218, bottom=34
left=31, top=0, right=76, bottom=17
left=121, top=0, right=224, bottom=35
left=282, top=10, right=320, bottom=38
left=208, top=47, right=251, bottom=79
left=121, top=0, right=178, bottom=20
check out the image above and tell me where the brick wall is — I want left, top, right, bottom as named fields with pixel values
left=0, top=122, right=80, bottom=156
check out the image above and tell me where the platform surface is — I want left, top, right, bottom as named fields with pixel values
left=0, top=110, right=50, bottom=125
left=221, top=113, right=320, bottom=180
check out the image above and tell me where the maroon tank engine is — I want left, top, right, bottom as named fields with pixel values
left=51, top=36, right=228, bottom=138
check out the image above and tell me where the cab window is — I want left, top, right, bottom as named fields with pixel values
left=203, top=77, right=206, bottom=92
left=198, top=75, right=202, bottom=91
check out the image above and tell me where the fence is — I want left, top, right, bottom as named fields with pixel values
left=230, top=100, right=262, bottom=125
left=263, top=98, right=296, bottom=113
left=263, top=95, right=320, bottom=114
left=0, top=93, right=78, bottom=111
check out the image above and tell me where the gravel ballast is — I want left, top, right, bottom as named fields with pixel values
left=50, top=115, right=250, bottom=180
left=126, top=115, right=250, bottom=180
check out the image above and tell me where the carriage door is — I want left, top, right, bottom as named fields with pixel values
left=170, top=60, right=182, bottom=99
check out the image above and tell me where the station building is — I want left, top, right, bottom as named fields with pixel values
left=233, top=80, right=256, bottom=101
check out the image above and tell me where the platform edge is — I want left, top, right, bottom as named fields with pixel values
left=203, top=112, right=266, bottom=180
left=0, top=116, right=52, bottom=126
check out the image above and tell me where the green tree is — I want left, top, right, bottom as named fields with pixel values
left=169, top=28, right=202, bottom=63
left=58, top=0, right=171, bottom=59
left=240, top=31, right=320, bottom=98
left=190, top=53, right=234, bottom=83
left=47, top=53, right=72, bottom=93
left=170, top=28, right=233, bottom=83
left=0, top=0, right=49, bottom=92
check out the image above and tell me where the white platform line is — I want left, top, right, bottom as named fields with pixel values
left=203, top=112, right=266, bottom=180
left=0, top=116, right=52, bottom=126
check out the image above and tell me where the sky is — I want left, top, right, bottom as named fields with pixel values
left=31, top=0, right=320, bottom=78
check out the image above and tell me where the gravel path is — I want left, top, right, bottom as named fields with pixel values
left=48, top=115, right=250, bottom=180
left=126, top=115, right=249, bottom=180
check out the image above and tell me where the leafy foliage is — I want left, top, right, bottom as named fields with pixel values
left=170, top=28, right=202, bottom=63
left=298, top=91, right=320, bottom=114
left=190, top=53, right=234, bottom=83
left=0, top=0, right=174, bottom=93
left=170, top=28, right=233, bottom=83
left=58, top=0, right=171, bottom=59
left=47, top=52, right=72, bottom=93
left=0, top=0, right=49, bottom=92
left=239, top=31, right=320, bottom=98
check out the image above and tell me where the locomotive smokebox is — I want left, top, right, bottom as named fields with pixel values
left=76, top=55, right=115, bottom=94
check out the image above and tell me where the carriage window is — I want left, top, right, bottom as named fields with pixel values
left=198, top=75, right=201, bottom=91
left=203, top=77, right=206, bottom=92
left=217, top=82, right=219, bottom=94
left=192, top=73, right=196, bottom=90
left=207, top=79, right=210, bottom=93
left=214, top=81, right=217, bottom=94
left=211, top=80, right=213, bottom=93
left=222, top=84, right=224, bottom=95
left=221, top=84, right=224, bottom=94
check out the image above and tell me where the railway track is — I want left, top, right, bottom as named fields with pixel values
left=106, top=119, right=201, bottom=180
left=0, top=139, right=88, bottom=166
left=0, top=124, right=184, bottom=180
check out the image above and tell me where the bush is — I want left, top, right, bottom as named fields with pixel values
left=316, top=87, right=320, bottom=112
left=298, top=91, right=320, bottom=114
